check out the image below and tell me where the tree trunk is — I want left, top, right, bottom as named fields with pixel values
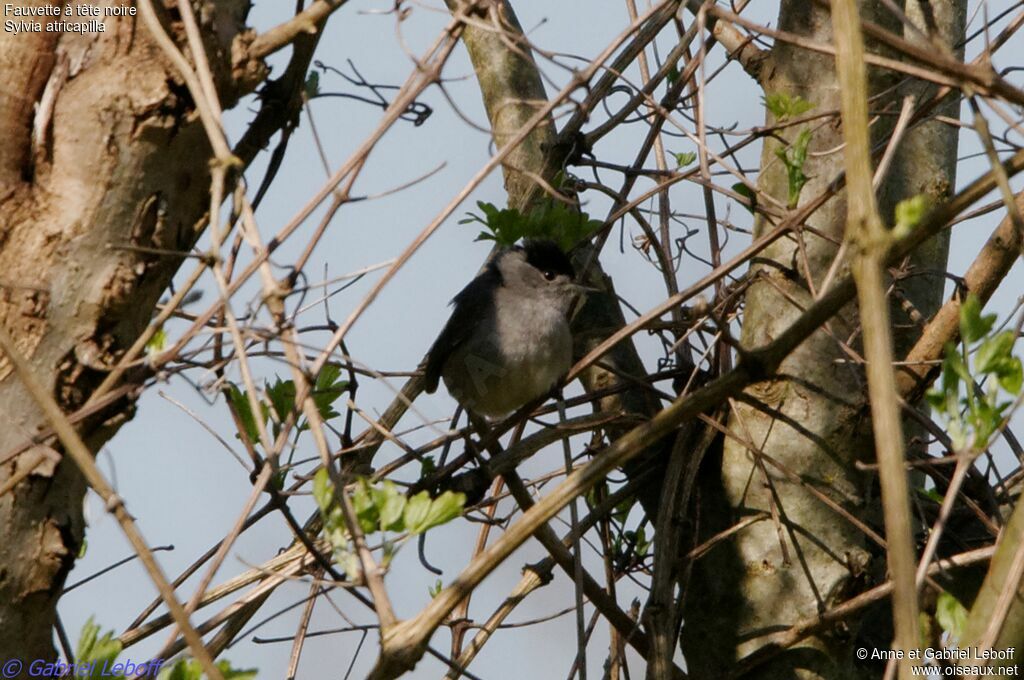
left=0, top=0, right=250, bottom=663
left=680, top=1, right=964, bottom=677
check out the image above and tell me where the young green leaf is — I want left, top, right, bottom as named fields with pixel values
left=145, top=326, right=167, bottom=361
left=673, top=150, right=697, bottom=168
left=935, top=591, right=968, bottom=642
left=158, top=659, right=203, bottom=680
left=266, top=377, right=296, bottom=436
left=942, top=345, right=971, bottom=391
left=892, top=194, right=928, bottom=240
left=409, top=490, right=466, bottom=534
left=313, top=363, right=348, bottom=421
left=218, top=661, right=258, bottom=680
left=341, top=551, right=362, bottom=581
left=313, top=468, right=333, bottom=513
left=666, top=63, right=680, bottom=85
left=226, top=383, right=263, bottom=444
left=775, top=128, right=812, bottom=208
left=304, top=70, right=320, bottom=98
left=976, top=331, right=1015, bottom=375
left=76, top=617, right=123, bottom=679
left=419, top=455, right=437, bottom=480
left=377, top=481, right=407, bottom=532
left=460, top=199, right=602, bottom=251
left=352, top=480, right=379, bottom=534
left=996, top=356, right=1023, bottom=395
left=763, top=92, right=814, bottom=121
left=959, top=294, right=996, bottom=344
left=731, top=183, right=757, bottom=215
left=403, top=490, right=432, bottom=532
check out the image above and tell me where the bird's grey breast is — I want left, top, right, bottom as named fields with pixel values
left=440, top=285, right=571, bottom=418
left=492, top=285, right=572, bottom=386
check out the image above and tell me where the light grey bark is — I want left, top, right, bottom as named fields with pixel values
left=0, top=0, right=251, bottom=664
left=680, top=2, right=964, bottom=678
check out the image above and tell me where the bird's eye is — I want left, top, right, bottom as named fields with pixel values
left=543, top=270, right=556, bottom=281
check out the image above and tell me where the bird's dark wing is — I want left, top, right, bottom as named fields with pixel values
left=423, top=265, right=501, bottom=393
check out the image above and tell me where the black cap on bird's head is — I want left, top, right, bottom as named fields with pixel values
left=520, top=239, right=575, bottom=280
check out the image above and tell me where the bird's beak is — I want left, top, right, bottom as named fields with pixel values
left=571, top=283, right=602, bottom=295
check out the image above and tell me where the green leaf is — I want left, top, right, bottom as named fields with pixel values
left=352, top=480, right=379, bottom=534
left=925, top=387, right=947, bottom=414
left=377, top=480, right=407, bottom=532
left=313, top=363, right=348, bottom=421
left=942, top=345, right=971, bottom=392
left=460, top=199, right=602, bottom=252
left=403, top=491, right=432, bottom=532
left=304, top=70, right=320, bottom=98
left=673, top=150, right=697, bottom=168
left=612, top=496, right=635, bottom=524
left=976, top=331, right=1015, bottom=374
left=893, top=194, right=928, bottom=240
left=935, top=591, right=968, bottom=642
left=732, top=183, right=757, bottom=215
left=634, top=526, right=651, bottom=557
left=968, top=398, right=1010, bottom=449
left=218, top=661, right=258, bottom=680
left=774, top=128, right=812, bottom=208
left=996, top=356, right=1023, bottom=395
left=666, top=63, right=680, bottom=85
left=960, top=294, right=996, bottom=344
left=158, top=659, right=203, bottom=680
left=313, top=468, right=333, bottom=513
left=763, top=92, right=814, bottom=121
left=145, top=327, right=167, bottom=360
left=76, top=617, right=124, bottom=679
left=419, top=455, right=437, bottom=480
left=429, top=579, right=444, bottom=598
left=411, top=491, right=465, bottom=535
left=77, top=618, right=98, bottom=664
left=266, top=377, right=296, bottom=436
left=227, top=384, right=259, bottom=443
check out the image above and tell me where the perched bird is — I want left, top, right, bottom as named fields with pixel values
left=424, top=240, right=581, bottom=419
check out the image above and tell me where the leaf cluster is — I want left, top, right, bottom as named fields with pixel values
left=927, top=295, right=1023, bottom=451
left=762, top=92, right=818, bottom=209
left=226, top=364, right=348, bottom=445
left=763, top=92, right=815, bottom=121
left=460, top=199, right=602, bottom=252
left=75, top=619, right=255, bottom=680
left=76, top=618, right=122, bottom=679
left=312, top=470, right=465, bottom=579
left=775, top=128, right=812, bottom=209
left=892, top=194, right=929, bottom=240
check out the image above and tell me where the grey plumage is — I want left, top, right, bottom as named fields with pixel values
left=424, top=240, right=579, bottom=419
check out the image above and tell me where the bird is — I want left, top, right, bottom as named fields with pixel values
left=424, top=239, right=582, bottom=419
